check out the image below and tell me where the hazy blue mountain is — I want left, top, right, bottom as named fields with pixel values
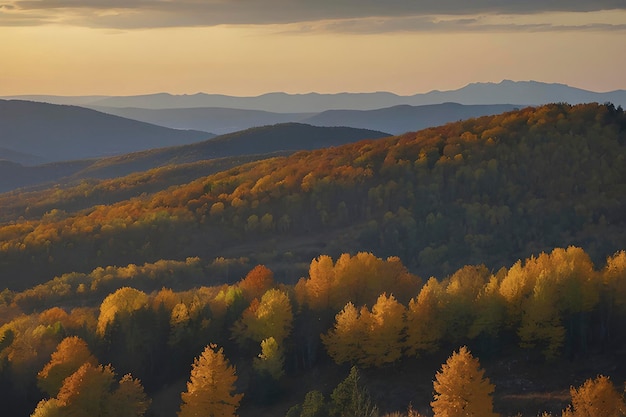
left=90, top=103, right=521, bottom=135
left=303, top=103, right=520, bottom=135
left=87, top=91, right=405, bottom=112
left=6, top=81, right=623, bottom=112
left=1, top=95, right=110, bottom=106
left=0, top=123, right=389, bottom=192
left=68, top=123, right=390, bottom=180
left=418, top=80, right=626, bottom=106
left=0, top=100, right=214, bottom=163
left=0, top=147, right=47, bottom=166
left=89, top=106, right=314, bottom=135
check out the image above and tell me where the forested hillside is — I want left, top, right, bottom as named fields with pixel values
left=1, top=102, right=626, bottom=417
left=0, top=103, right=624, bottom=290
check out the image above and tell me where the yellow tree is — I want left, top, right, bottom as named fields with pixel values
left=33, top=363, right=150, bottom=417
left=253, top=336, right=284, bottom=380
left=97, top=287, right=149, bottom=336
left=443, top=265, right=491, bottom=342
left=405, top=277, right=446, bottom=356
left=518, top=247, right=599, bottom=358
left=178, top=344, right=243, bottom=417
left=517, top=270, right=566, bottom=358
left=37, top=336, right=99, bottom=397
left=232, top=288, right=293, bottom=345
left=469, top=275, right=506, bottom=340
left=601, top=251, right=626, bottom=346
left=499, top=258, right=542, bottom=325
left=305, top=255, right=335, bottom=311
left=562, top=375, right=626, bottom=417
left=322, top=302, right=367, bottom=365
left=361, top=293, right=405, bottom=367
left=603, top=251, right=626, bottom=314
left=431, top=346, right=498, bottom=417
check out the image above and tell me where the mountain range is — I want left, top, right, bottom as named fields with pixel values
left=87, top=103, right=519, bottom=135
left=6, top=80, right=625, bottom=112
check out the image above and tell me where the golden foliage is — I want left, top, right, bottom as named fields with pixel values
left=97, top=287, right=149, bottom=336
left=253, top=336, right=285, bottom=380
left=431, top=346, right=497, bottom=417
left=178, top=344, right=243, bottom=417
left=562, top=375, right=626, bottom=417
left=37, top=336, right=98, bottom=397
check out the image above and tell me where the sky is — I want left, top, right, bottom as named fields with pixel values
left=1, top=1, right=626, bottom=96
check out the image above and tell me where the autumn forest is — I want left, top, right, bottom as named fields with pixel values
left=1, top=103, right=626, bottom=417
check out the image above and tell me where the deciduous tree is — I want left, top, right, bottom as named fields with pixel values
left=322, top=302, right=367, bottom=365
left=232, top=289, right=293, bottom=346
left=33, top=363, right=149, bottom=417
left=253, top=336, right=284, bottom=380
left=562, top=375, right=626, bottom=417
left=431, top=346, right=497, bottom=417
left=37, top=336, right=98, bottom=397
left=361, top=293, right=405, bottom=367
left=178, top=344, right=243, bottom=417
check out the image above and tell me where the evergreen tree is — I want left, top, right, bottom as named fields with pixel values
left=330, top=366, right=378, bottom=417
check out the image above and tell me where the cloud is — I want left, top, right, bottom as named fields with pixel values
left=2, top=0, right=626, bottom=29
left=305, top=14, right=626, bottom=35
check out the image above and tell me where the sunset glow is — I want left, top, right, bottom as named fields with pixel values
left=1, top=2, right=625, bottom=96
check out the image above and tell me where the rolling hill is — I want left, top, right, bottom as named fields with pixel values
left=90, top=103, right=519, bottom=136
left=87, top=106, right=314, bottom=135
left=0, top=100, right=214, bottom=163
left=302, top=103, right=519, bottom=135
left=0, top=123, right=389, bottom=192
left=0, top=103, right=624, bottom=291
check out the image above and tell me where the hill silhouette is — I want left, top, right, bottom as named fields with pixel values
left=7, top=81, right=625, bottom=111
left=302, top=103, right=519, bottom=135
left=0, top=103, right=624, bottom=291
left=91, top=103, right=518, bottom=136
left=0, top=123, right=389, bottom=192
left=88, top=106, right=314, bottom=135
left=0, top=100, right=214, bottom=163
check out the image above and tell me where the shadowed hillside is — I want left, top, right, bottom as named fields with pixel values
left=0, top=103, right=624, bottom=291
left=0, top=123, right=389, bottom=192
left=89, top=106, right=314, bottom=135
left=0, top=100, right=213, bottom=163
left=302, top=103, right=519, bottom=135
left=91, top=103, right=519, bottom=136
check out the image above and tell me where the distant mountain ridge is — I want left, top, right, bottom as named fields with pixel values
left=88, top=106, right=315, bottom=135
left=5, top=80, right=625, bottom=112
left=301, top=103, right=520, bottom=135
left=0, top=123, right=389, bottom=192
left=85, top=103, right=519, bottom=135
left=0, top=99, right=214, bottom=163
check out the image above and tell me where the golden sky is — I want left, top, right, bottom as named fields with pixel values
left=1, top=2, right=625, bottom=96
